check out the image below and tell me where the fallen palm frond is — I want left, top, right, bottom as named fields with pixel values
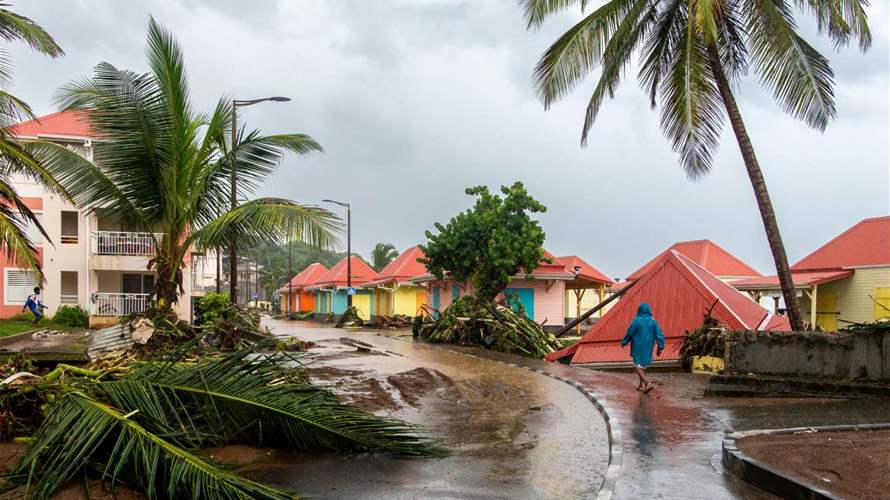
left=1, top=345, right=446, bottom=499
left=417, top=295, right=558, bottom=358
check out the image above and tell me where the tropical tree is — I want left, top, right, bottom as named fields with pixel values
left=523, top=0, right=871, bottom=331
left=27, top=19, right=341, bottom=309
left=370, top=242, right=399, bottom=271
left=420, top=182, right=547, bottom=302
left=0, top=5, right=66, bottom=280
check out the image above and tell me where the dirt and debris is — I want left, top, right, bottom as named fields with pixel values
left=738, top=429, right=890, bottom=499
left=387, top=368, right=455, bottom=405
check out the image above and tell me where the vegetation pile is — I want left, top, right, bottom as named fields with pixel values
left=288, top=311, right=314, bottom=321
left=679, top=314, right=726, bottom=371
left=417, top=296, right=558, bottom=358
left=336, top=306, right=364, bottom=328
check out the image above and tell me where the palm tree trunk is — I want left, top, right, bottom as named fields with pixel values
left=707, top=45, right=804, bottom=331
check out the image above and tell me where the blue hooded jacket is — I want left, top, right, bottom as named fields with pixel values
left=621, top=303, right=665, bottom=366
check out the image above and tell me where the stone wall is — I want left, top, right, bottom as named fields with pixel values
left=725, top=328, right=890, bottom=381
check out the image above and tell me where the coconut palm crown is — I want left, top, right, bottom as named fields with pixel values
left=524, top=0, right=871, bottom=330
left=27, top=19, right=341, bottom=307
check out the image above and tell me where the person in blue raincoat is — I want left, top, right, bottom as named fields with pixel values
left=621, top=302, right=665, bottom=393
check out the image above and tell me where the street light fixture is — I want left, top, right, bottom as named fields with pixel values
left=227, top=96, right=291, bottom=304
left=322, top=199, right=352, bottom=308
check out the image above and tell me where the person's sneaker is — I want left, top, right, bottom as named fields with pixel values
left=642, top=383, right=655, bottom=394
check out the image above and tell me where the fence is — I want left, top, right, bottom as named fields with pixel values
left=91, top=231, right=161, bottom=256
left=91, top=293, right=151, bottom=316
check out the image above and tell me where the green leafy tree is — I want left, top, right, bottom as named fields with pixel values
left=523, top=0, right=871, bottom=331
left=370, top=242, right=399, bottom=271
left=28, top=19, right=341, bottom=309
left=251, top=241, right=345, bottom=297
left=420, top=182, right=547, bottom=302
left=0, top=5, right=66, bottom=280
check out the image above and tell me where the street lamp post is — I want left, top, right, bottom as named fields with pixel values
left=322, top=199, right=351, bottom=308
left=228, top=96, right=290, bottom=304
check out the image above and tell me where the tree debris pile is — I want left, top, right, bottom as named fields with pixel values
left=0, top=344, right=446, bottom=499
left=416, top=296, right=558, bottom=358
left=336, top=306, right=364, bottom=328
left=679, top=314, right=727, bottom=371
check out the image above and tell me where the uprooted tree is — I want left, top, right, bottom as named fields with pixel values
left=417, top=182, right=558, bottom=358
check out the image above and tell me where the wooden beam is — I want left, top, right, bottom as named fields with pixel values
left=555, top=281, right=636, bottom=338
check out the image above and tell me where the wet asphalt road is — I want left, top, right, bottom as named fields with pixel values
left=256, top=319, right=610, bottom=499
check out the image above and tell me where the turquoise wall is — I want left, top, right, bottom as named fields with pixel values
left=504, top=288, right=535, bottom=320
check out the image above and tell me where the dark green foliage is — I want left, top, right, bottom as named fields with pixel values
left=420, top=182, right=547, bottom=301
left=679, top=315, right=725, bottom=371
left=370, top=242, right=399, bottom=271
left=254, top=241, right=345, bottom=297
left=336, top=306, right=363, bottom=328
left=49, top=305, right=88, bottom=328
left=418, top=296, right=558, bottom=358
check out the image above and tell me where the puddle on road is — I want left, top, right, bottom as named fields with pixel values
left=243, top=322, right=609, bottom=499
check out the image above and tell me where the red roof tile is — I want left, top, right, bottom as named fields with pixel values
left=551, top=250, right=784, bottom=365
left=279, top=263, right=328, bottom=293
left=731, top=270, right=854, bottom=289
left=555, top=255, right=612, bottom=285
left=366, top=246, right=428, bottom=286
left=625, top=239, right=761, bottom=281
left=792, top=216, right=890, bottom=271
left=9, top=110, right=93, bottom=139
left=310, top=256, right=377, bottom=288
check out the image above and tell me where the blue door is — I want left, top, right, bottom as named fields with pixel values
left=432, top=287, right=440, bottom=318
left=332, top=290, right=348, bottom=314
left=452, top=285, right=460, bottom=301
left=504, top=288, right=534, bottom=320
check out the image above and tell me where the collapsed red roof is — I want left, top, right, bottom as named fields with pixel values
left=791, top=216, right=890, bottom=271
left=548, top=250, right=786, bottom=365
left=310, top=256, right=377, bottom=288
left=9, top=110, right=93, bottom=139
left=625, top=239, right=761, bottom=281
left=279, top=263, right=329, bottom=293
left=365, top=246, right=428, bottom=286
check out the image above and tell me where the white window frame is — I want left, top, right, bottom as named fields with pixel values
left=4, top=268, right=38, bottom=306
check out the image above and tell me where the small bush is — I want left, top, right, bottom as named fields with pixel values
left=52, top=305, right=89, bottom=327
left=10, top=312, right=35, bottom=322
left=194, top=292, right=231, bottom=327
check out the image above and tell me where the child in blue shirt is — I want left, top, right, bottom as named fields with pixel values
left=22, top=287, right=46, bottom=325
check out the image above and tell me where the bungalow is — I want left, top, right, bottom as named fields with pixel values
left=556, top=255, right=613, bottom=324
left=361, top=246, right=429, bottom=319
left=278, top=262, right=328, bottom=314
left=733, top=216, right=890, bottom=331
left=547, top=250, right=789, bottom=366
left=306, top=256, right=377, bottom=321
left=410, top=250, right=609, bottom=330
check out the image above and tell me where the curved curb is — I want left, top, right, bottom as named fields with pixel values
left=723, top=423, right=890, bottom=500
left=419, top=346, right=622, bottom=500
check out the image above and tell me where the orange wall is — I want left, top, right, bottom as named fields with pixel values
left=0, top=197, right=45, bottom=318
left=285, top=289, right=315, bottom=313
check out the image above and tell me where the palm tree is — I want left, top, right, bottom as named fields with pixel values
left=523, top=0, right=871, bottom=331
left=371, top=242, right=399, bottom=271
left=0, top=5, right=66, bottom=280
left=27, top=19, right=341, bottom=309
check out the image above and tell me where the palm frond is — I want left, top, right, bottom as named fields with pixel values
left=190, top=199, right=342, bottom=253
left=746, top=0, right=835, bottom=130
left=0, top=6, right=63, bottom=56
left=522, top=0, right=588, bottom=29
left=638, top=0, right=686, bottom=108
left=104, top=349, right=447, bottom=457
left=659, top=15, right=724, bottom=178
left=12, top=392, right=294, bottom=500
left=532, top=0, right=639, bottom=108
left=796, top=0, right=871, bottom=49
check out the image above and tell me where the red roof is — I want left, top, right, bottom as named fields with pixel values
left=279, top=263, right=328, bottom=293
left=625, top=240, right=761, bottom=281
left=548, top=250, right=785, bottom=365
left=555, top=255, right=612, bottom=285
left=792, top=216, right=890, bottom=271
left=310, top=256, right=377, bottom=288
left=365, top=246, right=428, bottom=286
left=9, top=110, right=93, bottom=139
left=731, top=270, right=854, bottom=289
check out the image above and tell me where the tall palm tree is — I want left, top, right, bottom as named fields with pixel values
left=0, top=5, right=66, bottom=280
left=371, top=242, right=399, bottom=271
left=523, top=0, right=871, bottom=331
left=27, top=19, right=341, bottom=309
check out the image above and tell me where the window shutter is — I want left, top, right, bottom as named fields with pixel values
left=5, top=270, right=37, bottom=305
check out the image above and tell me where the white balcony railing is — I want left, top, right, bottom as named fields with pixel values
left=91, top=293, right=151, bottom=316
left=91, top=231, right=161, bottom=256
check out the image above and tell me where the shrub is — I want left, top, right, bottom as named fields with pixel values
left=194, top=292, right=231, bottom=327
left=51, top=306, right=89, bottom=327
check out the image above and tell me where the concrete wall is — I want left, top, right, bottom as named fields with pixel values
left=726, top=328, right=890, bottom=381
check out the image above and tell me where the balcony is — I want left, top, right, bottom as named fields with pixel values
left=91, top=292, right=151, bottom=317
left=92, top=231, right=161, bottom=256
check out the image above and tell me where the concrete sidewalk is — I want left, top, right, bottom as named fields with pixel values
left=436, top=343, right=890, bottom=500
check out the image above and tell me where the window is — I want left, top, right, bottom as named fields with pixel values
left=4, top=269, right=38, bottom=306
left=24, top=213, right=43, bottom=245
left=122, top=274, right=155, bottom=294
left=61, top=211, right=79, bottom=244
left=61, top=271, right=78, bottom=304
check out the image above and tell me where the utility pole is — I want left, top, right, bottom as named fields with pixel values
left=322, top=199, right=352, bottom=308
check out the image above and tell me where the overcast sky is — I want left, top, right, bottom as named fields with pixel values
left=11, top=0, right=889, bottom=279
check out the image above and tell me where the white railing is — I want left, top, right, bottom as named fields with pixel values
left=91, top=231, right=162, bottom=256
left=91, top=293, right=151, bottom=316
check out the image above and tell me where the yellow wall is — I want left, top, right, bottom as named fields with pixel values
left=394, top=286, right=425, bottom=316
left=564, top=287, right=614, bottom=318
left=800, top=267, right=890, bottom=327
left=352, top=292, right=372, bottom=320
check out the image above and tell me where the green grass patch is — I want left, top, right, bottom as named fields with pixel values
left=0, top=314, right=84, bottom=338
